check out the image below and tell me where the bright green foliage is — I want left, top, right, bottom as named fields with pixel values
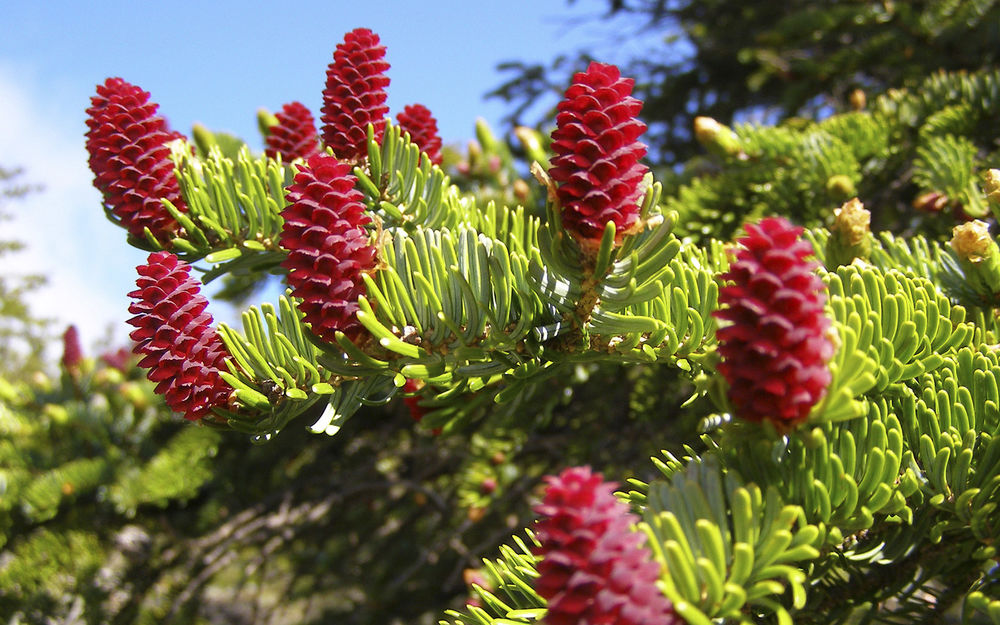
left=0, top=350, right=212, bottom=620
left=666, top=69, right=1000, bottom=242
left=164, top=143, right=291, bottom=279
left=443, top=221, right=1000, bottom=624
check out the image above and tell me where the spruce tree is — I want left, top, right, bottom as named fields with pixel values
left=5, top=6, right=1000, bottom=623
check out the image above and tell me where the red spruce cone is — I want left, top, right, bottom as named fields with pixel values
left=61, top=325, right=83, bottom=370
left=85, top=77, right=187, bottom=243
left=127, top=251, right=232, bottom=421
left=402, top=378, right=427, bottom=422
left=533, top=466, right=679, bottom=625
left=265, top=101, right=321, bottom=162
left=321, top=28, right=390, bottom=161
left=401, top=379, right=441, bottom=435
left=397, top=104, right=443, bottom=165
left=280, top=153, right=377, bottom=344
left=549, top=62, right=648, bottom=247
left=714, top=217, right=834, bottom=427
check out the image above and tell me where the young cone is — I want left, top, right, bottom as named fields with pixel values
left=401, top=378, right=427, bottom=422
left=280, top=153, right=377, bottom=344
left=61, top=325, right=83, bottom=371
left=321, top=28, right=390, bottom=161
left=85, top=77, right=187, bottom=243
left=265, top=101, right=321, bottom=162
left=397, top=104, right=443, bottom=165
left=533, top=466, right=679, bottom=625
left=548, top=62, right=649, bottom=248
left=127, top=251, right=232, bottom=420
left=714, top=217, right=834, bottom=427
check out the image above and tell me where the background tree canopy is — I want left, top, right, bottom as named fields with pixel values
left=491, top=0, right=1000, bottom=164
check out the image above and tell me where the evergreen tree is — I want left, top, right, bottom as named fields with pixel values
left=7, top=6, right=1000, bottom=623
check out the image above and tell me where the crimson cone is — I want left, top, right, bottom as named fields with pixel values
left=714, top=217, right=834, bottom=427
left=397, top=104, right=443, bottom=165
left=549, top=63, right=648, bottom=248
left=321, top=28, right=390, bottom=161
left=533, top=466, right=679, bottom=625
left=265, top=101, right=320, bottom=162
left=127, top=252, right=232, bottom=420
left=86, top=77, right=187, bottom=243
left=280, top=154, right=377, bottom=344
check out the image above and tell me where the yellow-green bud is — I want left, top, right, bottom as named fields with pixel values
left=94, top=367, right=124, bottom=387
left=694, top=116, right=742, bottom=157
left=467, top=139, right=482, bottom=166
left=191, top=123, right=216, bottom=156
left=475, top=117, right=501, bottom=153
left=951, top=220, right=1000, bottom=298
left=826, top=198, right=872, bottom=267
left=43, top=403, right=70, bottom=424
left=849, top=88, right=866, bottom=111
left=257, top=108, right=279, bottom=137
left=826, top=174, right=856, bottom=200
left=951, top=220, right=993, bottom=263
left=514, top=126, right=550, bottom=169
left=121, top=382, right=151, bottom=412
left=31, top=371, right=52, bottom=392
left=984, top=169, right=1000, bottom=204
left=834, top=198, right=871, bottom=247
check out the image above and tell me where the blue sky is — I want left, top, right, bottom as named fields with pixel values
left=0, top=0, right=638, bottom=353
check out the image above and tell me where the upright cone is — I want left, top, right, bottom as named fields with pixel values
left=85, top=78, right=187, bottom=243
left=548, top=62, right=649, bottom=248
left=714, top=217, right=834, bottom=428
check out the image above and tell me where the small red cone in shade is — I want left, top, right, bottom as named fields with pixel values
left=85, top=77, right=187, bottom=243
left=401, top=378, right=427, bottom=422
left=397, top=104, right=443, bottom=165
left=463, top=568, right=493, bottom=610
left=265, top=101, right=321, bottom=162
left=127, top=252, right=233, bottom=421
left=548, top=62, right=649, bottom=249
left=280, top=153, right=377, bottom=344
left=321, top=28, right=390, bottom=161
left=533, top=466, right=680, bottom=625
left=714, top=217, right=834, bottom=428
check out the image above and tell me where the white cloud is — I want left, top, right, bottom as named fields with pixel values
left=0, top=61, right=236, bottom=356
